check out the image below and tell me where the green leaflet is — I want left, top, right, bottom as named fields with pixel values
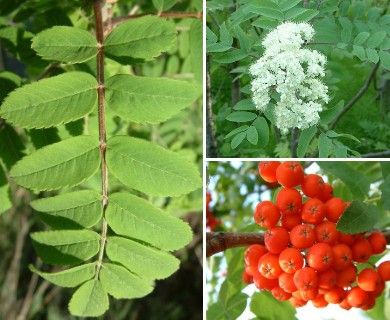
left=32, top=26, right=98, bottom=63
left=30, top=190, right=103, bottom=229
left=106, top=236, right=179, bottom=280
left=336, top=200, right=380, bottom=234
left=31, top=229, right=100, bottom=266
left=106, top=193, right=192, bottom=251
left=104, top=15, right=176, bottom=62
left=100, top=263, right=153, bottom=299
left=189, top=19, right=203, bottom=86
left=297, top=126, right=317, bottom=157
left=0, top=72, right=97, bottom=129
left=68, top=279, right=109, bottom=317
left=29, top=263, right=96, bottom=288
left=106, top=136, right=201, bottom=197
left=105, top=74, right=198, bottom=124
left=10, top=135, right=100, bottom=191
left=152, top=0, right=176, bottom=11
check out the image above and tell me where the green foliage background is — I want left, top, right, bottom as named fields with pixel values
left=0, top=0, right=203, bottom=319
left=207, top=161, right=390, bottom=319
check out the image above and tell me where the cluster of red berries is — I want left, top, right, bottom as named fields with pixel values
left=206, top=192, right=221, bottom=232
left=242, top=161, right=390, bottom=310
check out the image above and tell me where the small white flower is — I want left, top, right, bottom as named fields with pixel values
left=250, top=22, right=329, bottom=132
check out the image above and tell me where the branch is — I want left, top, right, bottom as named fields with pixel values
left=362, top=150, right=390, bottom=158
left=93, top=0, right=108, bottom=279
left=206, top=230, right=390, bottom=257
left=329, top=63, right=379, bottom=130
left=206, top=232, right=264, bottom=257
left=290, top=128, right=298, bottom=157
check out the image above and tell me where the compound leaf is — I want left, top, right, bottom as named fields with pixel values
left=104, top=15, right=176, bottom=61
left=106, top=236, right=179, bottom=280
left=105, top=75, right=198, bottom=124
left=106, top=136, right=201, bottom=197
left=100, top=263, right=153, bottom=299
left=30, top=190, right=102, bottom=229
left=31, top=230, right=100, bottom=266
left=29, top=263, right=96, bottom=288
left=0, top=72, right=97, bottom=129
left=10, top=136, right=100, bottom=191
left=106, top=193, right=192, bottom=251
left=69, top=279, right=109, bottom=317
left=32, top=26, right=97, bottom=63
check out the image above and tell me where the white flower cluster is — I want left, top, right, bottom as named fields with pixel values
left=250, top=22, right=329, bottom=134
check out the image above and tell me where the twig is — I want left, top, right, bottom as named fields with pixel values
left=0, top=214, right=29, bottom=318
left=16, top=259, right=42, bottom=320
left=362, top=150, right=390, bottom=158
left=329, top=63, right=379, bottom=130
left=93, top=0, right=108, bottom=280
left=206, top=230, right=390, bottom=257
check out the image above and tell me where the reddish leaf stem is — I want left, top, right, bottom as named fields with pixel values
left=94, top=0, right=108, bottom=279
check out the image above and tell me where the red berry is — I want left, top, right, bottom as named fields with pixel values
left=279, top=272, right=297, bottom=293
left=294, top=267, right=318, bottom=291
left=301, top=174, right=325, bottom=198
left=317, top=183, right=333, bottom=203
left=314, top=221, right=338, bottom=245
left=244, top=245, right=267, bottom=276
left=280, top=213, right=302, bottom=231
left=367, top=231, right=386, bottom=254
left=301, top=198, right=326, bottom=224
left=332, top=243, right=352, bottom=271
left=290, top=224, right=315, bottom=249
left=279, top=247, right=304, bottom=273
left=351, top=238, right=372, bottom=263
left=318, top=268, right=337, bottom=289
left=264, top=226, right=290, bottom=254
left=378, top=261, right=390, bottom=281
left=347, top=287, right=368, bottom=308
left=275, top=161, right=304, bottom=188
left=272, top=285, right=292, bottom=301
left=259, top=253, right=283, bottom=279
left=358, top=268, right=381, bottom=292
left=325, top=198, right=345, bottom=223
left=307, top=243, right=334, bottom=272
left=254, top=201, right=281, bottom=228
left=258, top=161, right=280, bottom=183
left=276, top=188, right=302, bottom=215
